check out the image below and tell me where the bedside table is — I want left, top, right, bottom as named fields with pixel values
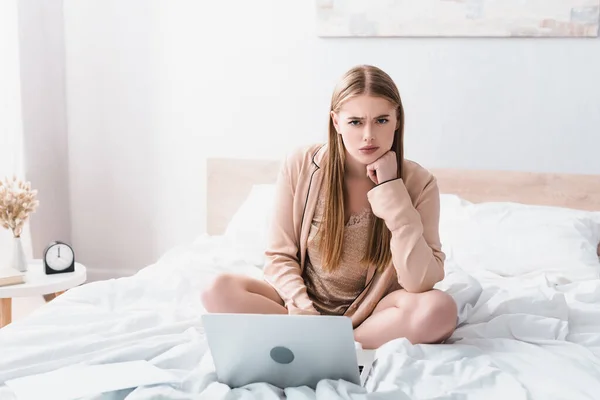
left=0, top=259, right=87, bottom=328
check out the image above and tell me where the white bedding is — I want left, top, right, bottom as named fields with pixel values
left=1, top=234, right=600, bottom=399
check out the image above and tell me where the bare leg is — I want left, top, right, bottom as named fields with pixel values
left=201, top=273, right=287, bottom=314
left=354, top=289, right=457, bottom=349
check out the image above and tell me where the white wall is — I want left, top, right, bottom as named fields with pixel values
left=62, top=0, right=600, bottom=279
left=63, top=0, right=165, bottom=280
left=17, top=0, right=71, bottom=259
left=0, top=0, right=31, bottom=267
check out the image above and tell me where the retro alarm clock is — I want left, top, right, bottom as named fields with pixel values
left=44, top=241, right=75, bottom=274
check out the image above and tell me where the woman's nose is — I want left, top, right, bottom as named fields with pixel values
left=362, top=123, right=374, bottom=141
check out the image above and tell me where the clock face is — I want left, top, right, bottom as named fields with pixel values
left=45, top=243, right=74, bottom=271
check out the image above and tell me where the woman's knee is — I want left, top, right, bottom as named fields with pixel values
left=201, top=273, right=242, bottom=311
left=414, top=290, right=458, bottom=341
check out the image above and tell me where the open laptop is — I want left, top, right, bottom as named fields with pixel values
left=202, top=313, right=371, bottom=389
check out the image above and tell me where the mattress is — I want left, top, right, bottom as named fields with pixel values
left=1, top=234, right=599, bottom=399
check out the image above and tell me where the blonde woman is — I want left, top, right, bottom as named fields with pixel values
left=202, top=65, right=457, bottom=350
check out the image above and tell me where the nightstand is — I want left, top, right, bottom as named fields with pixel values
left=0, top=259, right=86, bottom=328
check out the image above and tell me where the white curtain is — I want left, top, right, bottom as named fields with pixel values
left=0, top=0, right=33, bottom=266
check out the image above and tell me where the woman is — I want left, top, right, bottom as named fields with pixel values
left=202, top=65, right=457, bottom=350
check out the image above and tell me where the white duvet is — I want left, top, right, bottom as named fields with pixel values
left=1, top=234, right=600, bottom=400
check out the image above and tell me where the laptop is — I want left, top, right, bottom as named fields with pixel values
left=202, top=313, right=368, bottom=389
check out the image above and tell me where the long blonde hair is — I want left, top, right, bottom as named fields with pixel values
left=318, top=65, right=405, bottom=272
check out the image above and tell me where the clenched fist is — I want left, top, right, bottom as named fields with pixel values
left=366, top=151, right=398, bottom=185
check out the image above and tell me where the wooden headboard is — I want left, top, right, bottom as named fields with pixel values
left=207, top=158, right=600, bottom=235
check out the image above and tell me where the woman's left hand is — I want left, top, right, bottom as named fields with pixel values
left=366, top=151, right=398, bottom=185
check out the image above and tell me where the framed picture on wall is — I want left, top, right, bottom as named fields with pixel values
left=316, top=0, right=600, bottom=38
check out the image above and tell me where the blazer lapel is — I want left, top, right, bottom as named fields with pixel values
left=298, top=145, right=326, bottom=270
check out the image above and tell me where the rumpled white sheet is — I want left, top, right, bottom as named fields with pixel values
left=1, top=234, right=600, bottom=399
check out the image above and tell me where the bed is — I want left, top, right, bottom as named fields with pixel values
left=1, top=156, right=600, bottom=400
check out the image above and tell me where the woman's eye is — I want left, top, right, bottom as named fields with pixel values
left=348, top=120, right=361, bottom=126
left=377, top=118, right=389, bottom=124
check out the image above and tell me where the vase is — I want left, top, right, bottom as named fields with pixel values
left=12, top=236, right=27, bottom=273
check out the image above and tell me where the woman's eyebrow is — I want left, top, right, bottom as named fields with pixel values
left=347, top=114, right=390, bottom=120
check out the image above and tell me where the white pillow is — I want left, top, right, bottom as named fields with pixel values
left=223, top=184, right=276, bottom=267
left=439, top=196, right=600, bottom=283
left=223, top=188, right=600, bottom=281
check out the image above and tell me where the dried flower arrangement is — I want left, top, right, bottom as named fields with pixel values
left=0, top=176, right=39, bottom=238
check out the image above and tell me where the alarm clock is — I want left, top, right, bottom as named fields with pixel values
left=44, top=241, right=75, bottom=275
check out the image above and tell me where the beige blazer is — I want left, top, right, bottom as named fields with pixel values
left=263, top=143, right=445, bottom=328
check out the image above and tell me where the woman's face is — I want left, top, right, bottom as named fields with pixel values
left=331, top=95, right=398, bottom=166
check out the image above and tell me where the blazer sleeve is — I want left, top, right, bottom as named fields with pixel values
left=367, top=177, right=445, bottom=293
left=263, top=158, right=319, bottom=315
